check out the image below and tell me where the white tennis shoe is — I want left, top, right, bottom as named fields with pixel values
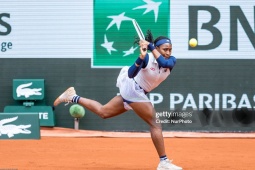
left=157, top=159, right=182, bottom=170
left=53, top=87, right=76, bottom=106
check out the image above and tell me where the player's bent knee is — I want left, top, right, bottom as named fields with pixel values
left=98, top=112, right=107, bottom=119
left=100, top=114, right=109, bottom=119
left=98, top=110, right=111, bottom=119
left=151, top=120, right=162, bottom=129
left=150, top=125, right=162, bottom=133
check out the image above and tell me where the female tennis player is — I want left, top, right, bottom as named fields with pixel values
left=53, top=31, right=182, bottom=170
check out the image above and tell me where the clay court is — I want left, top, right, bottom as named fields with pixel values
left=1, top=128, right=255, bottom=170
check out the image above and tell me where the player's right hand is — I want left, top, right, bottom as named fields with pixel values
left=139, top=40, right=149, bottom=59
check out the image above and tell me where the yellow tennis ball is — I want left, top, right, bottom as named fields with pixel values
left=189, top=38, right=198, bottom=47
left=69, top=104, right=85, bottom=118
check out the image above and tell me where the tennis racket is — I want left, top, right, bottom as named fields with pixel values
left=132, top=19, right=147, bottom=51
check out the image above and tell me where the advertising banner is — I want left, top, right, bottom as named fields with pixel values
left=171, top=0, right=255, bottom=59
left=0, top=0, right=93, bottom=58
left=0, top=112, right=40, bottom=139
left=93, top=0, right=169, bottom=67
left=0, top=0, right=254, bottom=132
left=1, top=0, right=253, bottom=60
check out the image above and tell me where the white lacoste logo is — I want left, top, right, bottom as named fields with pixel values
left=16, top=82, right=42, bottom=98
left=0, top=116, right=31, bottom=138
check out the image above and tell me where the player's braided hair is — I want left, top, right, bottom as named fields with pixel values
left=134, top=30, right=170, bottom=46
left=145, top=30, right=154, bottom=43
left=134, top=29, right=154, bottom=45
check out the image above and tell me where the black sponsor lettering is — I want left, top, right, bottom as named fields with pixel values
left=230, top=6, right=255, bottom=50
left=0, top=13, right=11, bottom=36
left=189, top=6, right=255, bottom=50
left=189, top=6, right=222, bottom=50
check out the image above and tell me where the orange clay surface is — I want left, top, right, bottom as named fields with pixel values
left=1, top=130, right=255, bottom=170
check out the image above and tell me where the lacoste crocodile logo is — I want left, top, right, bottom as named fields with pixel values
left=16, top=82, right=42, bottom=98
left=0, top=116, right=31, bottom=138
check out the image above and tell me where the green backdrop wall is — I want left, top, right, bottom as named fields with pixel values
left=1, top=58, right=254, bottom=132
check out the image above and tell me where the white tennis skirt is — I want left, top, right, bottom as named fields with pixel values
left=116, top=66, right=150, bottom=110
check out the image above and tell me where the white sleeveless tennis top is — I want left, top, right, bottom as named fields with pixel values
left=134, top=53, right=171, bottom=92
